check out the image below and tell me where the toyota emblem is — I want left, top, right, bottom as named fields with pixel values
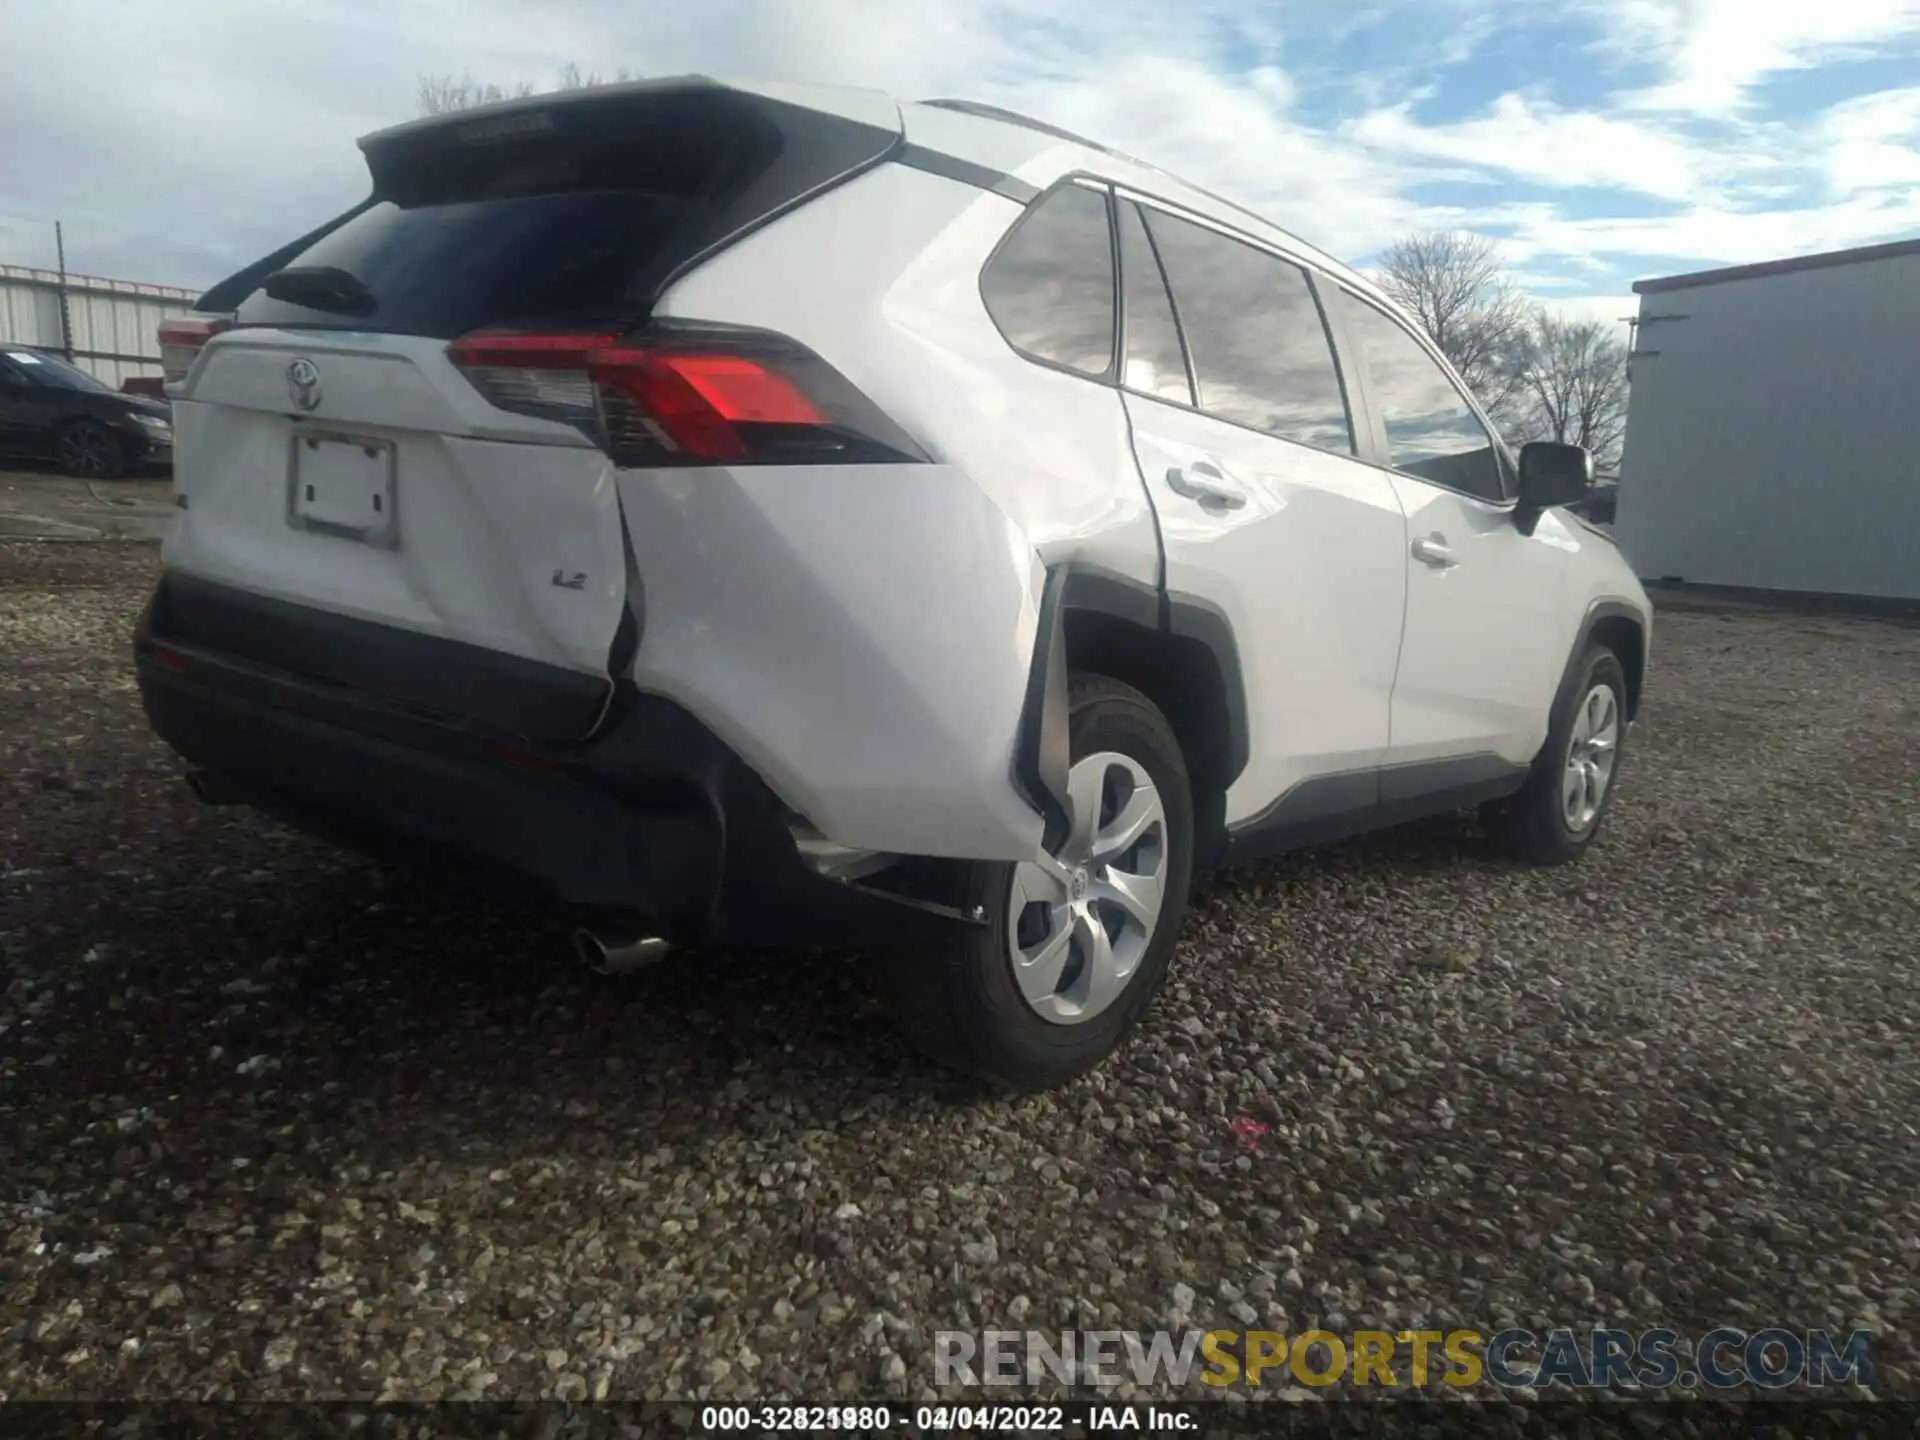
left=287, top=357, right=322, bottom=412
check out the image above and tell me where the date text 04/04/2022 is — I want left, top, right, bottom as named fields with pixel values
left=697, top=1404, right=1188, bottom=1432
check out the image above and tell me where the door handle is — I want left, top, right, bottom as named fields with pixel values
left=1167, top=460, right=1247, bottom=508
left=1411, top=535, right=1457, bottom=568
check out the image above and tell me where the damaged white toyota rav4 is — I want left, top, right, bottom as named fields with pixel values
left=139, top=78, right=1651, bottom=1089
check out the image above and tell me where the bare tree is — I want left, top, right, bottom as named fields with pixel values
left=556, top=62, right=634, bottom=91
left=418, top=63, right=635, bottom=116
left=1514, top=313, right=1630, bottom=470
left=1374, top=231, right=1533, bottom=431
left=417, top=74, right=536, bottom=115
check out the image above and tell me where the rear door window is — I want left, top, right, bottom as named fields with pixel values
left=1117, top=200, right=1193, bottom=406
left=1141, top=209, right=1354, bottom=455
left=225, top=85, right=898, bottom=338
left=980, top=183, right=1117, bottom=379
left=1335, top=293, right=1507, bottom=501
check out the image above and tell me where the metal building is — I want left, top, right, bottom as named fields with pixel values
left=1615, top=237, right=1920, bottom=604
left=0, top=264, right=197, bottom=389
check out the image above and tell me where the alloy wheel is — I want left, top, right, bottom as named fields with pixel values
left=1006, top=751, right=1168, bottom=1025
left=1562, top=682, right=1621, bottom=831
left=60, top=422, right=114, bottom=477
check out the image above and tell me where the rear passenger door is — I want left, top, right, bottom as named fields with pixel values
left=1327, top=288, right=1571, bottom=770
left=1115, top=195, right=1409, bottom=829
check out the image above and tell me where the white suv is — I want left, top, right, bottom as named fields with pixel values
left=138, top=78, right=1651, bottom=1089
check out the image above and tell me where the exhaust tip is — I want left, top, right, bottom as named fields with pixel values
left=573, top=929, right=674, bottom=975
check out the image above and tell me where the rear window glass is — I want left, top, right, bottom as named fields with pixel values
left=234, top=193, right=701, bottom=338
left=226, top=85, right=896, bottom=338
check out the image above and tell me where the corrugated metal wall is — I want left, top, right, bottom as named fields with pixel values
left=0, top=264, right=198, bottom=390
left=1615, top=250, right=1920, bottom=602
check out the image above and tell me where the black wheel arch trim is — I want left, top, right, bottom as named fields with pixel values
left=1573, top=599, right=1649, bottom=719
left=1012, top=562, right=1251, bottom=849
left=1161, top=590, right=1251, bottom=783
left=1012, top=567, right=1075, bottom=853
left=1061, top=565, right=1160, bottom=631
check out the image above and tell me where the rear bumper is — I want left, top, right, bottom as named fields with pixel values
left=133, top=583, right=981, bottom=949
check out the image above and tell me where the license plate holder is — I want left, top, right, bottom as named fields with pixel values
left=287, top=431, right=398, bottom=548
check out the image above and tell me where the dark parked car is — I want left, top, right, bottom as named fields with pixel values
left=0, top=347, right=173, bottom=477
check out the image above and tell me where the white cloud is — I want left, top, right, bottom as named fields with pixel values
left=1539, top=294, right=1639, bottom=340
left=1595, top=0, right=1920, bottom=116
left=0, top=0, right=1450, bottom=283
left=1817, top=86, right=1920, bottom=194
left=1347, top=92, right=1711, bottom=200
left=1501, top=190, right=1920, bottom=271
left=1, top=0, right=1917, bottom=300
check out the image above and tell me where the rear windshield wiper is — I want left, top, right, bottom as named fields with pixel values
left=260, top=265, right=377, bottom=318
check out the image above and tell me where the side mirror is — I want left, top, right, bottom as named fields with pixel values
left=1517, top=441, right=1594, bottom=510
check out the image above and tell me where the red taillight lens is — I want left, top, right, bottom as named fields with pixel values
left=446, top=325, right=925, bottom=468
left=643, top=354, right=824, bottom=426
left=157, top=315, right=232, bottom=388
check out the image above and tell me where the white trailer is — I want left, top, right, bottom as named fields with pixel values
left=1616, top=238, right=1920, bottom=604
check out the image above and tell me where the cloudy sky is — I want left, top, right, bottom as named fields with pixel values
left=4, top=0, right=1919, bottom=326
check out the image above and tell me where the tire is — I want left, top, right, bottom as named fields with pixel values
left=879, top=674, right=1195, bottom=1090
left=57, top=419, right=124, bottom=479
left=1488, top=642, right=1629, bottom=865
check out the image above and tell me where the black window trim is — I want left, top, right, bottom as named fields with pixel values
left=976, top=173, right=1121, bottom=386
left=1104, top=178, right=1517, bottom=506
left=894, top=142, right=1042, bottom=205
left=1302, top=268, right=1377, bottom=469
left=983, top=169, right=1513, bottom=506
left=1325, top=282, right=1518, bottom=509
left=1113, top=194, right=1197, bottom=409
left=1117, top=191, right=1361, bottom=461
left=1111, top=181, right=1332, bottom=290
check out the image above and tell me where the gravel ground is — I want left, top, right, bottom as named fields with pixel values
left=0, top=471, right=174, bottom=542
left=2, top=540, right=1916, bottom=1404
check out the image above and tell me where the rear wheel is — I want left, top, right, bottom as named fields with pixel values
left=58, top=419, right=123, bottom=479
left=880, top=675, right=1194, bottom=1090
left=1487, top=643, right=1628, bottom=864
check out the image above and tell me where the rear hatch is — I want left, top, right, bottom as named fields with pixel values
left=161, top=77, right=901, bottom=743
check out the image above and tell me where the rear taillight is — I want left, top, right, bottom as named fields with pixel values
left=446, top=325, right=927, bottom=467
left=157, top=315, right=232, bottom=388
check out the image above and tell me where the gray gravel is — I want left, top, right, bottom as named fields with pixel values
left=2, top=542, right=1916, bottom=1402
